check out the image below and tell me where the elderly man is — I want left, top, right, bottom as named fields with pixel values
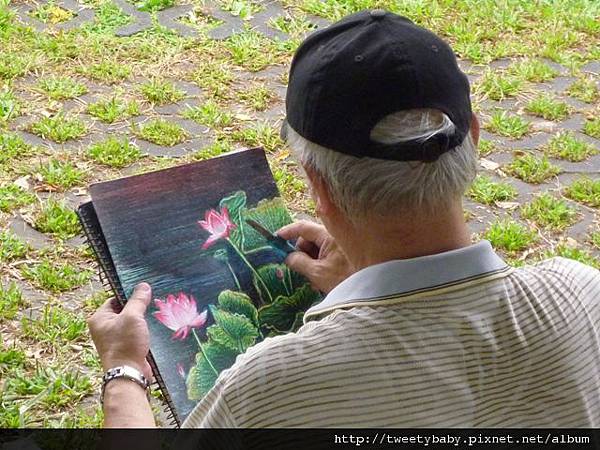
left=89, top=10, right=600, bottom=428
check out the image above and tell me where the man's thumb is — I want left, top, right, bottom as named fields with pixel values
left=124, top=282, right=152, bottom=316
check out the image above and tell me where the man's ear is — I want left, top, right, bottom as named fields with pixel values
left=303, top=164, right=335, bottom=217
left=471, top=113, right=480, bottom=147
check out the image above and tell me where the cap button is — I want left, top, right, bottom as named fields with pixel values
left=370, top=9, right=387, bottom=19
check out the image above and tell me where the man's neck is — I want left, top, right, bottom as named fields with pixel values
left=337, top=205, right=472, bottom=272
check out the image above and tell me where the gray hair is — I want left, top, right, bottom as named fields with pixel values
left=285, top=108, right=477, bottom=225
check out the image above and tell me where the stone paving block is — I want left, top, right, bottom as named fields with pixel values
left=204, top=1, right=245, bottom=40
left=559, top=113, right=587, bottom=132
left=157, top=5, right=200, bottom=38
left=581, top=61, right=600, bottom=75
left=540, top=59, right=569, bottom=77
left=113, top=0, right=152, bottom=37
left=556, top=154, right=600, bottom=174
left=251, top=1, right=289, bottom=41
left=549, top=75, right=579, bottom=94
left=9, top=216, right=54, bottom=250
left=501, top=132, right=552, bottom=150
left=134, top=136, right=209, bottom=157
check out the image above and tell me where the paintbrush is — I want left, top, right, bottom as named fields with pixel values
left=245, top=219, right=297, bottom=255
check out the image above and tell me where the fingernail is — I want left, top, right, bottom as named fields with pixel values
left=137, top=282, right=151, bottom=292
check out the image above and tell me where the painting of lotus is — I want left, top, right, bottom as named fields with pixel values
left=89, top=148, right=321, bottom=423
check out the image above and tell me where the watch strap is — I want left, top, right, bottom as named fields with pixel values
left=100, top=365, right=150, bottom=405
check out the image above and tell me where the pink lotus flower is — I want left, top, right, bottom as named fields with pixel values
left=275, top=268, right=284, bottom=280
left=153, top=293, right=208, bottom=341
left=198, top=206, right=237, bottom=249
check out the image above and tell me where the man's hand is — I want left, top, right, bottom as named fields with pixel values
left=88, top=282, right=153, bottom=380
left=277, top=220, right=354, bottom=294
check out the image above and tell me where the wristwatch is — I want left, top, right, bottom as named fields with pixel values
left=100, top=365, right=151, bottom=405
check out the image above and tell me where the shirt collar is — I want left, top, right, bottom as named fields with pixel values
left=304, top=240, right=509, bottom=321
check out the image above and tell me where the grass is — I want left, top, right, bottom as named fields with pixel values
left=136, top=0, right=174, bottom=12
left=485, top=111, right=530, bottom=138
left=467, top=175, right=517, bottom=205
left=34, top=199, right=81, bottom=240
left=478, top=139, right=496, bottom=157
left=87, top=137, right=142, bottom=167
left=21, top=303, right=88, bottom=344
left=21, top=259, right=91, bottom=293
left=0, top=87, right=19, bottom=122
left=475, top=70, right=523, bottom=101
left=520, top=193, right=578, bottom=231
left=0, top=184, right=35, bottom=212
left=192, top=61, right=234, bottom=100
left=583, top=118, right=600, bottom=139
left=505, top=153, right=561, bottom=184
left=232, top=121, right=283, bottom=152
left=484, top=219, right=537, bottom=253
left=544, top=244, right=599, bottom=269
left=225, top=30, right=277, bottom=72
left=564, top=177, right=600, bottom=208
left=238, top=84, right=274, bottom=111
left=0, top=53, right=31, bottom=80
left=592, top=231, right=600, bottom=250
left=508, top=58, right=558, bottom=83
left=0, top=344, right=26, bottom=374
left=5, top=365, right=94, bottom=413
left=36, top=159, right=87, bottom=190
left=135, top=119, right=189, bottom=146
left=79, top=61, right=131, bottom=84
left=0, top=282, right=27, bottom=320
left=567, top=77, right=598, bottom=103
left=0, top=133, right=31, bottom=164
left=37, top=76, right=87, bottom=100
left=30, top=1, right=73, bottom=24
left=30, top=113, right=87, bottom=143
left=273, top=163, right=308, bottom=202
left=82, top=1, right=131, bottom=34
left=544, top=132, right=597, bottom=162
left=0, top=230, right=29, bottom=263
left=221, top=0, right=263, bottom=19
left=183, top=100, right=234, bottom=129
left=140, top=79, right=185, bottom=105
left=87, top=97, right=140, bottom=123
left=193, top=139, right=235, bottom=161
left=525, top=94, right=571, bottom=121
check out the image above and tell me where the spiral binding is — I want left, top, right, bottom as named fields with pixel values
left=77, top=202, right=182, bottom=427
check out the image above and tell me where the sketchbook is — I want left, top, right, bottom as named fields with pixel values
left=77, top=148, right=322, bottom=426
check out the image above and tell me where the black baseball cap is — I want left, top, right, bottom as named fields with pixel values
left=282, top=9, right=472, bottom=162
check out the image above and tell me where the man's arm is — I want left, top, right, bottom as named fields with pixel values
left=88, top=283, right=156, bottom=428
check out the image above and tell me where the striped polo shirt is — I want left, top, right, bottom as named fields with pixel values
left=183, top=240, right=600, bottom=428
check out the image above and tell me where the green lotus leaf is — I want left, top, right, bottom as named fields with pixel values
left=244, top=197, right=292, bottom=232
left=186, top=341, right=239, bottom=401
left=258, top=284, right=320, bottom=333
left=253, top=263, right=293, bottom=303
left=217, top=290, right=259, bottom=326
left=240, top=197, right=293, bottom=252
left=209, top=305, right=259, bottom=353
left=218, top=190, right=247, bottom=249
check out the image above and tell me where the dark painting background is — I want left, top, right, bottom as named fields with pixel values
left=90, top=148, right=287, bottom=421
